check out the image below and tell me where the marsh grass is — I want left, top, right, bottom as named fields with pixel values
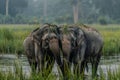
left=0, top=24, right=119, bottom=55
left=0, top=60, right=59, bottom=80
left=0, top=24, right=38, bottom=54
left=107, top=67, right=120, bottom=80
left=1, top=64, right=120, bottom=80
left=89, top=24, right=120, bottom=56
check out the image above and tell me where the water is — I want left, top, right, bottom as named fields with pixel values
left=0, top=54, right=120, bottom=79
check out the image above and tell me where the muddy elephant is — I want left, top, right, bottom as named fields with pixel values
left=79, top=24, right=103, bottom=77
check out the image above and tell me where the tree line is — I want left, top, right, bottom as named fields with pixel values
left=0, top=0, right=120, bottom=24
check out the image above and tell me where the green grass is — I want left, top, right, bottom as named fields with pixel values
left=0, top=24, right=120, bottom=56
left=0, top=24, right=39, bottom=54
left=0, top=63, right=120, bottom=80
left=90, top=24, right=120, bottom=56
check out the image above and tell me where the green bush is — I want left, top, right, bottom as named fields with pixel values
left=98, top=16, right=108, bottom=25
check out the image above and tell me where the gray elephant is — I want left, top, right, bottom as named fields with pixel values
left=58, top=25, right=86, bottom=79
left=23, top=28, right=40, bottom=72
left=23, top=24, right=61, bottom=78
left=69, top=26, right=86, bottom=77
left=32, top=24, right=64, bottom=77
left=59, top=24, right=103, bottom=78
left=79, top=24, right=103, bottom=77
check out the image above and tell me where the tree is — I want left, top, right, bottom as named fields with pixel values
left=6, top=0, right=9, bottom=16
left=43, top=0, right=47, bottom=18
left=0, top=0, right=6, bottom=15
left=0, top=0, right=28, bottom=16
left=92, top=0, right=120, bottom=20
left=72, top=0, right=79, bottom=24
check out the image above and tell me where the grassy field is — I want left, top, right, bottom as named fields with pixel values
left=0, top=24, right=120, bottom=56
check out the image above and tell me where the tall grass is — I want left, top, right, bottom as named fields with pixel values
left=0, top=24, right=120, bottom=56
left=0, top=63, right=120, bottom=80
left=90, top=24, right=120, bottom=56
left=0, top=24, right=38, bottom=54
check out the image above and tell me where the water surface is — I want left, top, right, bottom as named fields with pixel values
left=0, top=54, right=120, bottom=78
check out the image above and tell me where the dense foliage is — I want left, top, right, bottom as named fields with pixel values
left=0, top=0, right=28, bottom=16
left=0, top=0, right=120, bottom=24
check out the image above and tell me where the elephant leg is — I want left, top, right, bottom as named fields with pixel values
left=37, top=54, right=43, bottom=73
left=26, top=50, right=37, bottom=72
left=79, top=41, right=86, bottom=76
left=41, top=57, right=46, bottom=77
left=73, top=63, right=80, bottom=77
left=34, top=42, right=45, bottom=74
left=45, top=55, right=55, bottom=77
left=53, top=52, right=66, bottom=79
left=28, top=58, right=37, bottom=72
left=73, top=60, right=86, bottom=80
left=73, top=51, right=81, bottom=78
left=91, top=54, right=101, bottom=77
left=80, top=61, right=85, bottom=75
left=63, top=53, right=71, bottom=80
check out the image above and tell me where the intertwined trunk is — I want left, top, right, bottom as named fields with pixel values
left=6, top=0, right=9, bottom=16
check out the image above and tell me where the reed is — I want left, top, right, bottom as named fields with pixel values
left=0, top=64, right=120, bottom=80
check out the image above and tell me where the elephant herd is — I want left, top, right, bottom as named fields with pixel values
left=23, top=23, right=103, bottom=79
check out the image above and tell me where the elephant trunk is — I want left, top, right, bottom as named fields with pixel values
left=49, top=38, right=60, bottom=55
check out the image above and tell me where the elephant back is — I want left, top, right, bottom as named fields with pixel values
left=80, top=24, right=103, bottom=55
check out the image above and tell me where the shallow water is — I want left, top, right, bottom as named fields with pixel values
left=0, top=54, right=120, bottom=79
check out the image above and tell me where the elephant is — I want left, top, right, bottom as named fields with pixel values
left=58, top=26, right=73, bottom=79
left=69, top=26, right=86, bottom=77
left=58, top=25, right=86, bottom=79
left=23, top=24, right=63, bottom=78
left=23, top=28, right=40, bottom=72
left=59, top=24, right=103, bottom=78
left=79, top=24, right=103, bottom=77
left=32, top=24, right=64, bottom=78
